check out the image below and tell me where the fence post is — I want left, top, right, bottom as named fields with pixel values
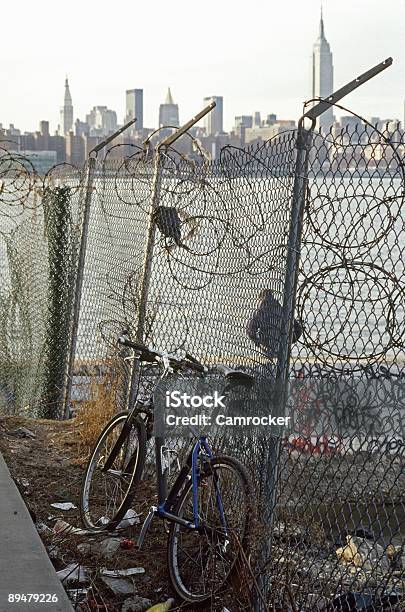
left=253, top=120, right=314, bottom=611
left=63, top=155, right=96, bottom=418
left=126, top=102, right=216, bottom=410
left=126, top=149, right=163, bottom=409
left=252, top=59, right=394, bottom=608
left=62, top=120, right=138, bottom=418
left=41, top=185, right=75, bottom=419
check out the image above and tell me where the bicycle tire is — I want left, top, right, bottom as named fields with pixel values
left=167, top=454, right=253, bottom=603
left=80, top=411, right=147, bottom=532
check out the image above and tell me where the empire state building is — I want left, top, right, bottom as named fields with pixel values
left=312, top=9, right=334, bottom=130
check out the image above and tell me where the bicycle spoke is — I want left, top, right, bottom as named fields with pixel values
left=81, top=414, right=144, bottom=530
left=168, top=457, right=251, bottom=602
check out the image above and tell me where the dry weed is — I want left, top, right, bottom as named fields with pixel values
left=73, top=361, right=124, bottom=461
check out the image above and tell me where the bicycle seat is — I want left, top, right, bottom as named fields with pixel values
left=214, top=364, right=255, bottom=387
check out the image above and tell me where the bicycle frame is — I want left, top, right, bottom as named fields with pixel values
left=153, top=434, right=228, bottom=533
left=103, top=347, right=229, bottom=544
left=102, top=349, right=159, bottom=473
left=102, top=399, right=151, bottom=473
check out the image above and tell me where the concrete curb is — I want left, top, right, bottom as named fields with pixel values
left=0, top=452, right=74, bottom=611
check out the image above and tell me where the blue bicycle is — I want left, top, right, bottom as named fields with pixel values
left=80, top=331, right=254, bottom=604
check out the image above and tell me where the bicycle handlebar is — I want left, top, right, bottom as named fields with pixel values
left=183, top=357, right=205, bottom=373
left=117, top=333, right=253, bottom=385
left=117, top=333, right=206, bottom=373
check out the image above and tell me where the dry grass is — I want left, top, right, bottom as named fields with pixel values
left=73, top=361, right=124, bottom=461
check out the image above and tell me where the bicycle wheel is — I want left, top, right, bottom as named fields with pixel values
left=80, top=411, right=146, bottom=531
left=167, top=455, right=253, bottom=603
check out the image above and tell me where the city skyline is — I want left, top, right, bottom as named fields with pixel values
left=1, top=0, right=404, bottom=134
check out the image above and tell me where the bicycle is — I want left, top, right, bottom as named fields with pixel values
left=80, top=330, right=254, bottom=603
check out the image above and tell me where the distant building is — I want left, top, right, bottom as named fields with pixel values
left=19, top=133, right=36, bottom=150
left=253, top=111, right=261, bottom=128
left=65, top=131, right=85, bottom=166
left=60, top=77, right=74, bottom=135
left=86, top=106, right=117, bottom=137
left=367, top=117, right=380, bottom=128
left=82, top=134, right=101, bottom=158
left=36, top=121, right=66, bottom=162
left=234, top=116, right=253, bottom=131
left=126, top=89, right=143, bottom=129
left=75, top=119, right=90, bottom=137
left=49, top=134, right=66, bottom=163
left=159, top=88, right=179, bottom=127
left=200, top=132, right=240, bottom=160
left=233, top=116, right=253, bottom=145
left=312, top=8, right=334, bottom=130
left=188, top=125, right=206, bottom=139
left=32, top=121, right=49, bottom=151
left=331, top=115, right=364, bottom=146
left=244, top=120, right=296, bottom=145
left=203, top=96, right=223, bottom=136
left=1, top=118, right=67, bottom=164
left=375, top=119, right=401, bottom=139
left=339, top=116, right=364, bottom=132
left=266, top=114, right=277, bottom=125
left=3, top=123, right=21, bottom=136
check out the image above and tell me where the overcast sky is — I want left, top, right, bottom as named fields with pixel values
left=1, top=0, right=404, bottom=133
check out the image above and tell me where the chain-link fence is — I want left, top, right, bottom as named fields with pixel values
left=272, top=117, right=405, bottom=610
left=1, top=108, right=404, bottom=609
left=0, top=145, right=85, bottom=417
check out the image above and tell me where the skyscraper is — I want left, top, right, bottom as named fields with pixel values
left=253, top=111, right=261, bottom=128
left=203, top=96, right=223, bottom=136
left=158, top=88, right=179, bottom=127
left=86, top=106, right=118, bottom=136
left=126, top=89, right=143, bottom=129
left=312, top=8, right=334, bottom=130
left=60, top=77, right=74, bottom=135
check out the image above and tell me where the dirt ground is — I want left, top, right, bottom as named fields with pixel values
left=3, top=413, right=405, bottom=611
left=0, top=415, right=253, bottom=612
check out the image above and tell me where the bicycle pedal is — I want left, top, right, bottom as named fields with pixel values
left=138, top=506, right=157, bottom=549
